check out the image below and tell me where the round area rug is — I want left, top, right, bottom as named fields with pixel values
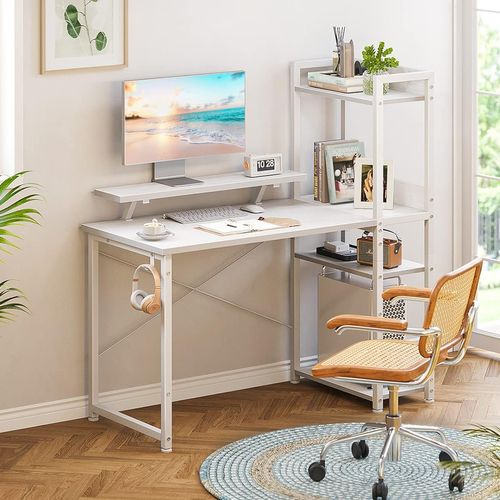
left=199, top=423, right=498, bottom=500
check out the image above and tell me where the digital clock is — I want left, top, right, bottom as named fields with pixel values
left=243, top=153, right=283, bottom=177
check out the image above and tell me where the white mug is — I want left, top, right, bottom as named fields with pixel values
left=143, top=219, right=166, bottom=235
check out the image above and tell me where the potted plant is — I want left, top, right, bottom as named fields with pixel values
left=0, top=172, right=41, bottom=320
left=361, top=42, right=399, bottom=96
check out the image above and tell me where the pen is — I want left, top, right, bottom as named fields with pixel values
left=227, top=223, right=237, bottom=228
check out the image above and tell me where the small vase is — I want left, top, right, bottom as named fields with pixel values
left=363, top=71, right=390, bottom=96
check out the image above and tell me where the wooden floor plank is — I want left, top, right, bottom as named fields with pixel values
left=0, top=352, right=498, bottom=499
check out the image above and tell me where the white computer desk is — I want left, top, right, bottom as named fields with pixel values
left=81, top=197, right=429, bottom=452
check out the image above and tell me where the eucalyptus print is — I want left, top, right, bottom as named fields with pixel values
left=64, top=1, right=107, bottom=55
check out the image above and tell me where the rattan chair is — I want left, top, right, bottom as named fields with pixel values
left=307, top=259, right=483, bottom=500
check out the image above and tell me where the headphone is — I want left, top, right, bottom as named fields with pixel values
left=130, top=264, right=161, bottom=314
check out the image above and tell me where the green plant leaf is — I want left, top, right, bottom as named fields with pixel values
left=64, top=5, right=81, bottom=38
left=0, top=281, right=28, bottom=322
left=95, top=32, right=107, bottom=51
left=362, top=41, right=399, bottom=74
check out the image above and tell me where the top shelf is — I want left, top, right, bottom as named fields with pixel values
left=295, top=84, right=424, bottom=106
left=292, top=59, right=432, bottom=106
left=94, top=170, right=306, bottom=204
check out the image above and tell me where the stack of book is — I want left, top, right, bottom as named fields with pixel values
left=313, top=139, right=365, bottom=204
left=308, top=71, right=363, bottom=93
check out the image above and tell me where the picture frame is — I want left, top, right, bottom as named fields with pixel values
left=353, top=157, right=394, bottom=209
left=324, top=140, right=365, bottom=205
left=41, top=0, right=128, bottom=73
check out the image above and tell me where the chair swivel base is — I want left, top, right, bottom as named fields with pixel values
left=308, top=416, right=465, bottom=500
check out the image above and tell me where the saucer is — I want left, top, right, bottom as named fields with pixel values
left=136, top=230, right=174, bottom=241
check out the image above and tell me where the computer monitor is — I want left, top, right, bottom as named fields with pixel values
left=123, top=71, right=246, bottom=186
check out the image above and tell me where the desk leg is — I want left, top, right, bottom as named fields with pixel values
left=88, top=234, right=99, bottom=422
left=160, top=255, right=173, bottom=452
left=290, top=239, right=300, bottom=384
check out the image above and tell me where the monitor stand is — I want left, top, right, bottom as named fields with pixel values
left=153, top=160, right=203, bottom=187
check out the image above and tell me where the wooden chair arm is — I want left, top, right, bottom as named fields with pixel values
left=326, top=314, right=408, bottom=331
left=382, top=286, right=432, bottom=302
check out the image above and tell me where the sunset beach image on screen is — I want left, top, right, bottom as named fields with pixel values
left=123, top=72, right=246, bottom=165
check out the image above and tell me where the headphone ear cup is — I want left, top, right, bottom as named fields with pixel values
left=141, top=294, right=160, bottom=314
left=131, top=289, right=147, bottom=311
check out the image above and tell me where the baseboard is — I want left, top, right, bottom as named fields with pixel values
left=0, top=356, right=317, bottom=433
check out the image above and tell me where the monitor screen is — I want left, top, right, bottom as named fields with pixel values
left=123, top=71, right=246, bottom=166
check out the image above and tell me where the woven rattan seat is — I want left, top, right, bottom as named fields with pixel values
left=312, top=339, right=429, bottom=382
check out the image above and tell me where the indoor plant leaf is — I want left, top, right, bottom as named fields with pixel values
left=95, top=32, right=108, bottom=51
left=64, top=5, right=81, bottom=38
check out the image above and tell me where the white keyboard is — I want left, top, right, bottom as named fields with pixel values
left=163, top=206, right=246, bottom=224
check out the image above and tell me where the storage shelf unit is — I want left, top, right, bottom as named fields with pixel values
left=290, top=58, right=434, bottom=411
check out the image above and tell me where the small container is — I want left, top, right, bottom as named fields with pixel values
left=143, top=218, right=167, bottom=235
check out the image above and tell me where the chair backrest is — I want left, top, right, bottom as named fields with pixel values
left=420, top=259, right=483, bottom=358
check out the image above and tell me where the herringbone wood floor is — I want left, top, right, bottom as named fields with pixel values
left=1, top=350, right=499, bottom=499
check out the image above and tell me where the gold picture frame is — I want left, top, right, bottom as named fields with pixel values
left=41, top=0, right=128, bottom=73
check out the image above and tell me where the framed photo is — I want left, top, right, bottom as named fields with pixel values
left=324, top=141, right=365, bottom=204
left=41, top=0, right=128, bottom=73
left=354, top=158, right=394, bottom=209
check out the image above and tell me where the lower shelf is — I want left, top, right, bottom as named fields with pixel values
left=295, top=368, right=424, bottom=402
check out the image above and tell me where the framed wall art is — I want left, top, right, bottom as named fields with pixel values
left=41, top=0, right=128, bottom=73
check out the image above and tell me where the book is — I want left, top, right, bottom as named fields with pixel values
left=324, top=140, right=365, bottom=204
left=314, top=140, right=354, bottom=203
left=308, top=80, right=362, bottom=94
left=313, top=142, right=331, bottom=202
left=308, top=71, right=362, bottom=87
left=197, top=219, right=280, bottom=236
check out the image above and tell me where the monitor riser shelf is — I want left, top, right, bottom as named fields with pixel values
left=94, top=170, right=306, bottom=220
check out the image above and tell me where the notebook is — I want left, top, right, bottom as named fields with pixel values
left=197, top=219, right=280, bottom=236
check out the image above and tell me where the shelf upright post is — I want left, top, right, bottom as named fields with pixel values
left=371, top=74, right=385, bottom=412
left=423, top=74, right=435, bottom=403
left=291, top=62, right=302, bottom=200
left=290, top=62, right=302, bottom=384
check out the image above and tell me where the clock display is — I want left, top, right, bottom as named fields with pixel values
left=243, top=153, right=282, bottom=177
left=256, top=159, right=275, bottom=172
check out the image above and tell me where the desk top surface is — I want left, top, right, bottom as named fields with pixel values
left=81, top=199, right=429, bottom=256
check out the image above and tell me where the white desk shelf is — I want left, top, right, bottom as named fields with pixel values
left=295, top=85, right=425, bottom=106
left=295, top=252, right=425, bottom=280
left=298, top=196, right=431, bottom=224
left=95, top=170, right=306, bottom=220
left=291, top=58, right=434, bottom=411
left=95, top=170, right=306, bottom=204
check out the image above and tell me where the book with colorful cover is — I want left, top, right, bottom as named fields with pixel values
left=324, top=140, right=365, bottom=204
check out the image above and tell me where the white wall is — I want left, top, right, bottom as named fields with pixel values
left=0, top=0, right=454, bottom=412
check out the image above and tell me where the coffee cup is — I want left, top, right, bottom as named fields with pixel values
left=143, top=219, right=166, bottom=235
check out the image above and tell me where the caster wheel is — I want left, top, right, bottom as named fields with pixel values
left=372, top=479, right=388, bottom=500
left=439, top=451, right=452, bottom=462
left=308, top=460, right=326, bottom=482
left=351, top=440, right=369, bottom=459
left=449, top=469, right=465, bottom=492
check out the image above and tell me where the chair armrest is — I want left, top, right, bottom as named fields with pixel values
left=326, top=314, right=408, bottom=331
left=382, top=286, right=432, bottom=302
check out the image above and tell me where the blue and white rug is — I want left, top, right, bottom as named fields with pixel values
left=199, top=423, right=498, bottom=499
